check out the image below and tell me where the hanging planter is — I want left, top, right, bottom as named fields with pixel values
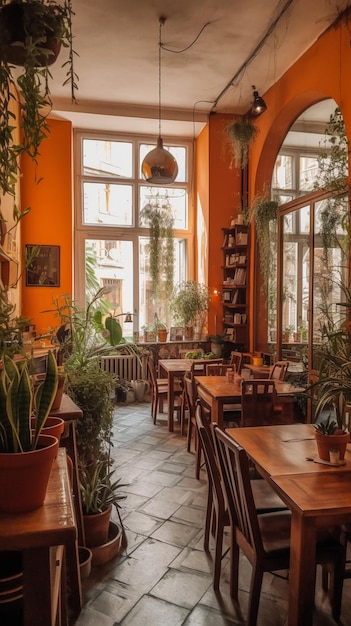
left=249, top=192, right=279, bottom=290
left=226, top=117, right=258, bottom=169
left=0, top=0, right=78, bottom=198
left=140, top=197, right=175, bottom=298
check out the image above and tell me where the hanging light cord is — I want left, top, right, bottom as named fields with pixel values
left=158, top=18, right=163, bottom=138
left=161, top=22, right=211, bottom=54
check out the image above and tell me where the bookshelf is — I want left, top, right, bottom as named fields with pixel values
left=221, top=224, right=249, bottom=348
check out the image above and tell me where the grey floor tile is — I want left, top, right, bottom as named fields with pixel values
left=151, top=519, right=201, bottom=547
left=150, top=568, right=212, bottom=609
left=131, top=537, right=182, bottom=565
left=120, top=594, right=189, bottom=626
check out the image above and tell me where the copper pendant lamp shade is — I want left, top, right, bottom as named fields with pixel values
left=142, top=136, right=178, bottom=184
left=142, top=17, right=178, bottom=185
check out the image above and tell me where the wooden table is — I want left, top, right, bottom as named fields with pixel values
left=158, top=359, right=192, bottom=431
left=242, top=363, right=273, bottom=378
left=195, top=376, right=303, bottom=428
left=227, top=423, right=351, bottom=625
left=0, top=448, right=81, bottom=626
left=50, top=394, right=85, bottom=546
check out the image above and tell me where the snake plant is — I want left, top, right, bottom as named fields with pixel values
left=0, top=350, right=58, bottom=452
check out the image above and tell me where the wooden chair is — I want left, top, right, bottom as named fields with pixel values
left=241, top=379, right=277, bottom=427
left=214, top=427, right=346, bottom=625
left=147, top=358, right=181, bottom=425
left=195, top=399, right=229, bottom=590
left=205, top=363, right=234, bottom=376
left=190, top=358, right=223, bottom=376
left=269, top=360, right=289, bottom=381
left=229, top=351, right=243, bottom=373
left=182, top=371, right=203, bottom=478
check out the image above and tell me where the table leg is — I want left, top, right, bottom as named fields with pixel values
left=168, top=372, right=175, bottom=432
left=288, top=513, right=316, bottom=625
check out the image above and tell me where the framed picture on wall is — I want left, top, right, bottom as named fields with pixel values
left=25, top=245, right=60, bottom=287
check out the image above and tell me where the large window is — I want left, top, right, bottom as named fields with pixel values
left=74, top=133, right=193, bottom=338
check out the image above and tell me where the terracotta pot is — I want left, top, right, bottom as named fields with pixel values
left=78, top=546, right=92, bottom=580
left=31, top=416, right=64, bottom=442
left=83, top=504, right=112, bottom=548
left=0, top=435, right=59, bottom=513
left=90, top=521, right=123, bottom=565
left=315, top=430, right=350, bottom=461
left=157, top=329, right=168, bottom=342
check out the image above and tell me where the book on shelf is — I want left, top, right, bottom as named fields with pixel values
left=236, top=232, right=248, bottom=246
left=233, top=268, right=246, bottom=284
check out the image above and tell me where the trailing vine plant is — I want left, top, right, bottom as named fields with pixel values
left=140, top=195, right=175, bottom=299
left=226, top=117, right=258, bottom=169
left=313, top=107, right=349, bottom=265
left=249, top=191, right=279, bottom=291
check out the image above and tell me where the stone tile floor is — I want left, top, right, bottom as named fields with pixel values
left=74, top=401, right=351, bottom=626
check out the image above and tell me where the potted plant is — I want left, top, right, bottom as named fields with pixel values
left=80, top=456, right=126, bottom=554
left=249, top=192, right=279, bottom=290
left=172, top=280, right=210, bottom=339
left=153, top=312, right=168, bottom=342
left=209, top=332, right=230, bottom=358
left=0, top=350, right=59, bottom=512
left=0, top=0, right=78, bottom=198
left=226, top=116, right=258, bottom=169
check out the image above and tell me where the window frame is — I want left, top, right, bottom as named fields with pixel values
left=73, top=129, right=194, bottom=311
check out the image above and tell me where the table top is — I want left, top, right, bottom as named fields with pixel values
left=227, top=423, right=351, bottom=476
left=0, top=448, right=77, bottom=550
left=243, top=363, right=272, bottom=376
left=158, top=358, right=192, bottom=373
left=196, top=376, right=303, bottom=399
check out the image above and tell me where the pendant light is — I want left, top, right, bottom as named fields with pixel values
left=142, top=17, right=178, bottom=184
left=251, top=85, right=267, bottom=116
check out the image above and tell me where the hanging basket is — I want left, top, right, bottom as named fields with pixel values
left=0, top=1, right=62, bottom=67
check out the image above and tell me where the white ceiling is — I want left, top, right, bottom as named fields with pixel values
left=48, top=0, right=351, bottom=138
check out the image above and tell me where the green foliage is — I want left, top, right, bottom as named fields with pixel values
left=0, top=0, right=78, bottom=197
left=140, top=198, right=175, bottom=298
left=226, top=117, right=258, bottom=169
left=172, top=280, right=210, bottom=328
left=80, top=457, right=127, bottom=515
left=249, top=193, right=279, bottom=291
left=313, top=107, right=349, bottom=265
left=0, top=350, right=58, bottom=452
left=313, top=414, right=338, bottom=435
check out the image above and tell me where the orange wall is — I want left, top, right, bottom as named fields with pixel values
left=196, top=114, right=242, bottom=334
left=246, top=9, right=351, bottom=350
left=20, top=119, right=73, bottom=335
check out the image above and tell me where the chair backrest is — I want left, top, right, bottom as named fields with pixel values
left=213, top=426, right=263, bottom=556
left=205, top=363, right=234, bottom=376
left=269, top=360, right=289, bottom=381
left=191, top=358, right=223, bottom=376
left=147, top=357, right=158, bottom=390
left=229, top=351, right=243, bottom=373
left=241, top=379, right=277, bottom=427
left=183, top=371, right=197, bottom=418
left=195, top=402, right=225, bottom=514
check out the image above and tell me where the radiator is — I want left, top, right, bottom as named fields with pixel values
left=100, top=354, right=146, bottom=381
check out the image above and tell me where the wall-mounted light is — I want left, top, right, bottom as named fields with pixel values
left=251, top=85, right=267, bottom=116
left=115, top=312, right=134, bottom=323
left=141, top=17, right=178, bottom=184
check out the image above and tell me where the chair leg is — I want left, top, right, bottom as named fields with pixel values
left=247, top=565, right=264, bottom=626
left=195, top=435, right=202, bottom=479
left=229, top=528, right=239, bottom=601
left=187, top=417, right=193, bottom=452
left=213, top=515, right=225, bottom=591
left=204, top=488, right=213, bottom=552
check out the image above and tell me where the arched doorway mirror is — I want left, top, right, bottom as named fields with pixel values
left=269, top=99, right=349, bottom=371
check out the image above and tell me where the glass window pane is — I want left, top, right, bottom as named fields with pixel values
left=85, top=239, right=135, bottom=338
left=139, top=187, right=187, bottom=229
left=140, top=143, right=186, bottom=182
left=272, top=155, right=294, bottom=189
left=82, top=139, right=133, bottom=178
left=83, top=182, right=133, bottom=226
left=299, top=156, right=319, bottom=191
left=138, top=236, right=187, bottom=331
